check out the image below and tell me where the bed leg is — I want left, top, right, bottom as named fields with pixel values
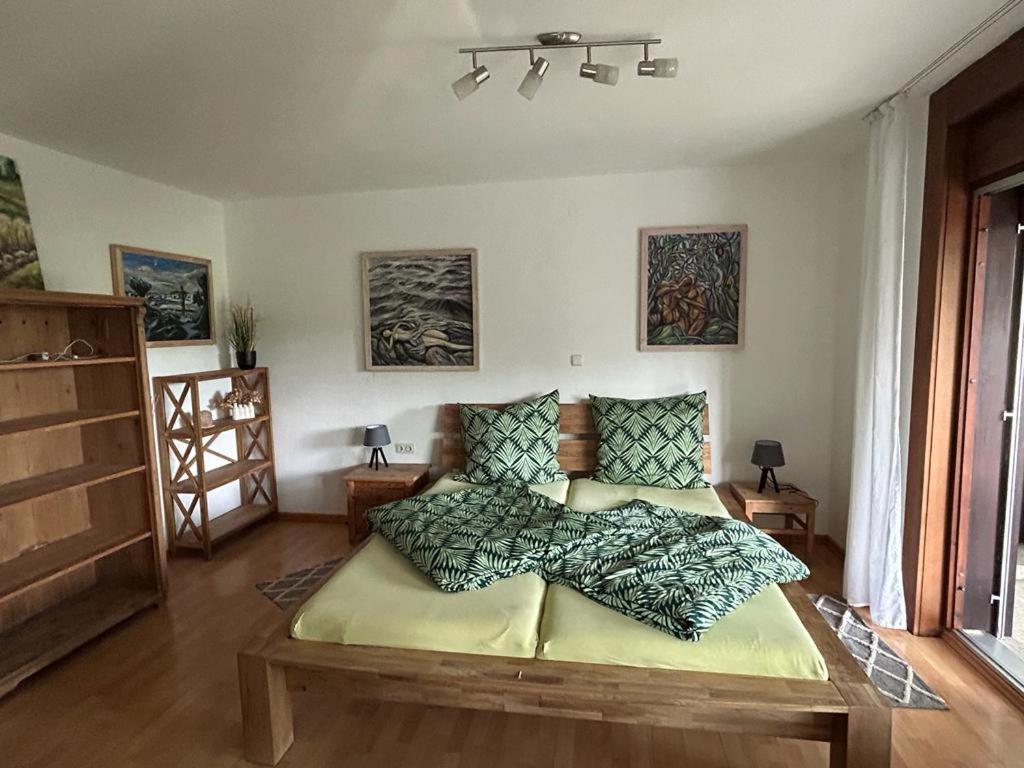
left=829, top=706, right=892, bottom=768
left=239, top=651, right=294, bottom=765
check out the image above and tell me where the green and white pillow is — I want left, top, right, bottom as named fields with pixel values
left=455, top=390, right=564, bottom=486
left=590, top=392, right=708, bottom=490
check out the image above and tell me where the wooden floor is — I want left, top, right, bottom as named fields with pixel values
left=1, top=520, right=1022, bottom=768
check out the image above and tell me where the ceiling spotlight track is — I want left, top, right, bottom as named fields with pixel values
left=452, top=32, right=677, bottom=100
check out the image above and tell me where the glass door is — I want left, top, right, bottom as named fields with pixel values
left=955, top=180, right=1024, bottom=685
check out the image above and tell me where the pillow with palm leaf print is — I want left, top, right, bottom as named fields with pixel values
left=454, top=391, right=565, bottom=485
left=590, top=392, right=708, bottom=490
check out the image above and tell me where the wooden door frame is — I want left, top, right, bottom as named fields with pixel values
left=905, top=27, right=1024, bottom=635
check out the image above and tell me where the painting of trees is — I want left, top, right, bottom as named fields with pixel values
left=0, top=154, right=45, bottom=290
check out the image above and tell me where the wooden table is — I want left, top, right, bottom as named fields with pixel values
left=343, top=464, right=430, bottom=545
left=728, top=481, right=817, bottom=557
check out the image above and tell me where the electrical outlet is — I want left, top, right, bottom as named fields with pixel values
left=394, top=443, right=415, bottom=454
left=570, top=353, right=584, bottom=367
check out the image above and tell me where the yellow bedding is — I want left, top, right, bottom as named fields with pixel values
left=291, top=475, right=826, bottom=680
left=289, top=474, right=568, bottom=657
left=539, top=479, right=827, bottom=679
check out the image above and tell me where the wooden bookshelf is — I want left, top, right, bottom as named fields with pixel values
left=0, top=288, right=165, bottom=698
left=153, top=367, right=278, bottom=559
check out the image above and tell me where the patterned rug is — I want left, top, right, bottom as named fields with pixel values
left=256, top=562, right=947, bottom=709
left=810, top=593, right=947, bottom=710
left=256, top=558, right=344, bottom=609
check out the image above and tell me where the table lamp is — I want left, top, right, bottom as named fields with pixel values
left=363, top=424, right=391, bottom=471
left=751, top=439, right=785, bottom=493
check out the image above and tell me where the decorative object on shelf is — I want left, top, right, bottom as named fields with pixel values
left=225, top=387, right=262, bottom=421
left=0, top=289, right=164, bottom=698
left=110, top=245, right=214, bottom=347
left=639, top=225, right=747, bottom=351
left=0, top=154, right=45, bottom=290
left=362, top=249, right=479, bottom=371
left=153, top=367, right=277, bottom=559
left=228, top=299, right=257, bottom=369
left=453, top=34, right=677, bottom=100
left=363, top=424, right=391, bottom=470
left=751, top=439, right=785, bottom=493
left=199, top=410, right=213, bottom=428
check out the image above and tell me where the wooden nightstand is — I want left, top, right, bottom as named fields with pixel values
left=728, top=481, right=817, bottom=557
left=344, top=464, right=431, bottom=545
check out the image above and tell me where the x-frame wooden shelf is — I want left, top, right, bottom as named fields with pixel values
left=0, top=288, right=166, bottom=698
left=153, top=367, right=278, bottom=559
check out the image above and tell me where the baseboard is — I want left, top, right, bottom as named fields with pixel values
left=277, top=511, right=346, bottom=524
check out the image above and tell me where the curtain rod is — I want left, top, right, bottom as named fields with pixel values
left=863, top=0, right=1024, bottom=120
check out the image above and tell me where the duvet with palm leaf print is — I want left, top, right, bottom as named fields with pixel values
left=367, top=484, right=808, bottom=642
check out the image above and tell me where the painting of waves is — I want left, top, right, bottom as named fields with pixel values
left=362, top=250, right=478, bottom=370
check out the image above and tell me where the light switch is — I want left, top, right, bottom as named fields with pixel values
left=570, top=353, right=584, bottom=367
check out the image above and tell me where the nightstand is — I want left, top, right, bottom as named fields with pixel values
left=344, top=463, right=431, bottom=545
left=728, top=481, right=817, bottom=557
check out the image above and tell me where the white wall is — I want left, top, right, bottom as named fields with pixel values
left=0, top=131, right=233, bottom=523
left=225, top=159, right=866, bottom=536
left=0, top=131, right=229, bottom=377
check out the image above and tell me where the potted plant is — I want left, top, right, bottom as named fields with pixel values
left=228, top=299, right=257, bottom=369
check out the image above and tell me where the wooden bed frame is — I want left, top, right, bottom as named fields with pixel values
left=238, top=402, right=891, bottom=766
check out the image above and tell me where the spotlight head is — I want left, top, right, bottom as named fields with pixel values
left=579, top=62, right=619, bottom=86
left=637, top=57, right=678, bottom=78
left=452, top=65, right=490, bottom=100
left=518, top=56, right=549, bottom=100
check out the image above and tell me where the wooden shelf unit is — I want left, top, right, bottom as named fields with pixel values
left=0, top=288, right=166, bottom=698
left=154, top=367, right=278, bottom=559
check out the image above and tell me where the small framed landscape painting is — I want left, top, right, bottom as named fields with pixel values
left=110, top=245, right=215, bottom=347
left=0, top=154, right=45, bottom=290
left=639, top=224, right=747, bottom=351
left=362, top=249, right=479, bottom=371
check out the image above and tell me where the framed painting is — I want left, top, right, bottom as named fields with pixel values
left=0, top=154, right=45, bottom=290
left=110, top=245, right=215, bottom=347
left=639, top=225, right=747, bottom=351
left=362, top=249, right=479, bottom=371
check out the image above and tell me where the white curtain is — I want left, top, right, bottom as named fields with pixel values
left=845, top=94, right=910, bottom=629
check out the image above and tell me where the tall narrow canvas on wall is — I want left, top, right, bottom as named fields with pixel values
left=110, top=245, right=215, bottom=347
left=640, top=225, right=747, bottom=350
left=0, top=155, right=45, bottom=290
left=362, top=249, right=479, bottom=371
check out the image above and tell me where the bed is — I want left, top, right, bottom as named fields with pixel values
left=238, top=403, right=891, bottom=767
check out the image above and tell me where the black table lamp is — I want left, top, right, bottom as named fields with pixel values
left=363, top=424, right=391, bottom=471
left=751, top=440, right=785, bottom=493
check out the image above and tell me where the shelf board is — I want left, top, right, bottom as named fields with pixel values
left=0, top=585, right=159, bottom=697
left=0, top=356, right=136, bottom=372
left=0, top=409, right=139, bottom=438
left=176, top=503, right=274, bottom=548
left=0, top=529, right=152, bottom=604
left=155, top=367, right=267, bottom=384
left=169, top=459, right=271, bottom=493
left=167, top=414, right=268, bottom=440
left=0, top=463, right=146, bottom=511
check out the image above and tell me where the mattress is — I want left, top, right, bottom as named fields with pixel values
left=288, top=474, right=569, bottom=657
left=539, top=479, right=828, bottom=679
left=291, top=475, right=827, bottom=680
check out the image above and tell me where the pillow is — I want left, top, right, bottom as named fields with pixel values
left=590, top=392, right=708, bottom=490
left=454, top=390, right=564, bottom=485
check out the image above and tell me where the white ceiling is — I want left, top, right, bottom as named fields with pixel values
left=0, top=1, right=1017, bottom=200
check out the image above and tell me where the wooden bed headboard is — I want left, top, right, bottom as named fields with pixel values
left=440, top=402, right=711, bottom=475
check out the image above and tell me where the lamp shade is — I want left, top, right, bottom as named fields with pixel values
left=750, top=440, right=785, bottom=468
left=363, top=424, right=391, bottom=448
